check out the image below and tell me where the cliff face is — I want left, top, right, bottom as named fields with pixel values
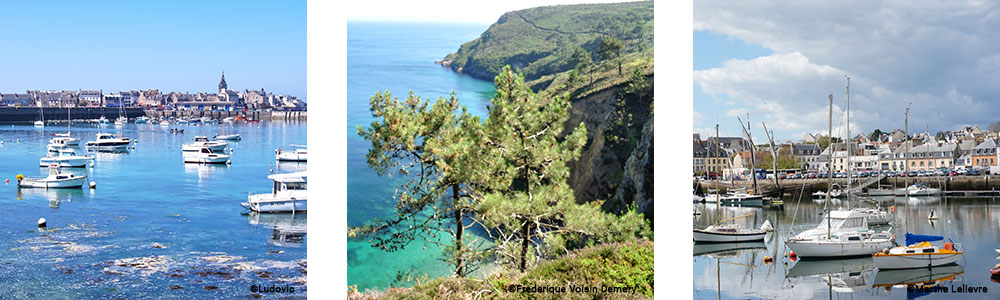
left=608, top=117, right=654, bottom=224
left=563, top=75, right=653, bottom=212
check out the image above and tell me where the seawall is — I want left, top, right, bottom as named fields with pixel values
left=0, top=107, right=145, bottom=123
left=698, top=176, right=1000, bottom=198
left=143, top=110, right=306, bottom=121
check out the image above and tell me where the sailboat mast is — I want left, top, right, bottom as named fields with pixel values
left=827, top=93, right=833, bottom=239
left=715, top=124, right=721, bottom=226
left=905, top=107, right=910, bottom=232
left=762, top=122, right=780, bottom=191
left=846, top=75, right=852, bottom=208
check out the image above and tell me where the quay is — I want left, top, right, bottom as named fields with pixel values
left=0, top=107, right=305, bottom=122
left=698, top=175, right=1000, bottom=198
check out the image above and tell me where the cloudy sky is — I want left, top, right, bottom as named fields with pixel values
left=694, top=1, right=1000, bottom=143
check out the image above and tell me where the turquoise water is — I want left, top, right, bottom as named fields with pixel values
left=0, top=122, right=306, bottom=298
left=346, top=21, right=496, bottom=291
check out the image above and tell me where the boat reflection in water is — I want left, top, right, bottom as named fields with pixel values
left=693, top=242, right=766, bottom=257
left=17, top=187, right=86, bottom=209
left=274, top=160, right=307, bottom=173
left=245, top=212, right=307, bottom=249
left=786, top=257, right=877, bottom=294
left=872, top=264, right=964, bottom=298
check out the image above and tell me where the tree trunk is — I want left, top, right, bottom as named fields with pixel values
left=519, top=220, right=530, bottom=272
left=453, top=184, right=465, bottom=277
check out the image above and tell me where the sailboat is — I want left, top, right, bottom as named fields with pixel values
left=34, top=103, right=45, bottom=127
left=48, top=105, right=79, bottom=152
left=840, top=77, right=894, bottom=225
left=114, top=102, right=126, bottom=127
left=693, top=124, right=767, bottom=243
left=784, top=90, right=893, bottom=258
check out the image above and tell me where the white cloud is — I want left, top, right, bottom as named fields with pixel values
left=695, top=1, right=1000, bottom=139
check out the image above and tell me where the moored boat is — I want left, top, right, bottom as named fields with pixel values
left=182, top=136, right=227, bottom=152
left=17, top=166, right=87, bottom=188
left=40, top=149, right=94, bottom=167
left=693, top=224, right=767, bottom=243
left=276, top=145, right=307, bottom=162
left=242, top=172, right=307, bottom=213
left=85, top=133, right=130, bottom=150
left=873, top=233, right=963, bottom=270
left=182, top=147, right=231, bottom=164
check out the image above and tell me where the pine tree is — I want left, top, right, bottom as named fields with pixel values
left=477, top=66, right=589, bottom=272
left=351, top=91, right=487, bottom=277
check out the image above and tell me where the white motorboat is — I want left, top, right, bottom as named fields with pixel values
left=114, top=117, right=125, bottom=127
left=182, top=136, right=227, bottom=152
left=905, top=183, right=941, bottom=196
left=241, top=172, right=307, bottom=213
left=17, top=166, right=87, bottom=188
left=693, top=224, right=767, bottom=243
left=719, top=192, right=764, bottom=206
left=34, top=120, right=45, bottom=127
left=222, top=117, right=235, bottom=123
left=183, top=147, right=231, bottom=164
left=873, top=233, right=963, bottom=270
left=201, top=117, right=217, bottom=124
left=276, top=145, right=307, bottom=162
left=85, top=133, right=130, bottom=150
left=214, top=134, right=241, bottom=141
left=96, top=116, right=111, bottom=124
left=47, top=136, right=80, bottom=153
left=135, top=116, right=149, bottom=124
left=40, top=149, right=94, bottom=167
left=159, top=120, right=170, bottom=126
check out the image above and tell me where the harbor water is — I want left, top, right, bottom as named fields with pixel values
left=0, top=121, right=306, bottom=298
left=694, top=195, right=1000, bottom=299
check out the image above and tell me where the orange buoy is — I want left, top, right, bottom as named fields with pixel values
left=763, top=256, right=773, bottom=263
left=890, top=206, right=895, bottom=213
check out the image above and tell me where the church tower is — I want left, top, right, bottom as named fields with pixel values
left=219, top=71, right=228, bottom=93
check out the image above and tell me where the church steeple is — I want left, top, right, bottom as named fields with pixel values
left=219, top=71, right=228, bottom=91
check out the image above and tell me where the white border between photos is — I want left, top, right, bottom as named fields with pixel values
left=658, top=0, right=694, bottom=297
left=308, top=0, right=345, bottom=297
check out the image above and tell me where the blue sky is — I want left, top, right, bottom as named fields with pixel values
left=0, top=0, right=305, bottom=100
left=694, top=1, right=1000, bottom=143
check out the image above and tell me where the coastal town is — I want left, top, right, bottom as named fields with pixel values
left=0, top=73, right=305, bottom=112
left=694, top=124, right=1000, bottom=180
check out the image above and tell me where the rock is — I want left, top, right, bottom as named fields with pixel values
left=169, top=285, right=183, bottom=290
left=608, top=117, right=654, bottom=223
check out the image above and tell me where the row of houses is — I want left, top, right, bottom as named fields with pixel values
left=694, top=126, right=1000, bottom=177
left=0, top=73, right=305, bottom=111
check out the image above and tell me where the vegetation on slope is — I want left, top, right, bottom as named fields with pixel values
left=348, top=240, right=653, bottom=300
left=440, top=1, right=653, bottom=89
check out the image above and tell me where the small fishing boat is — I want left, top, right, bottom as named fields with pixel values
left=17, top=166, right=87, bottom=188
left=214, top=134, right=241, bottom=141
left=40, top=149, right=94, bottom=167
left=241, top=172, right=307, bottom=213
left=33, top=120, right=45, bottom=127
left=182, top=136, right=227, bottom=152
left=873, top=233, right=963, bottom=270
left=276, top=145, right=307, bottom=162
left=183, top=147, right=230, bottom=164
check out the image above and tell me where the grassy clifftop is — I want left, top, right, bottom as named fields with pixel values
left=439, top=1, right=653, bottom=87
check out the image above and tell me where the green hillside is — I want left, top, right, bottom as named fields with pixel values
left=440, top=1, right=653, bottom=94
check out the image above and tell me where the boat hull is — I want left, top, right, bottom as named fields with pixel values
left=244, top=195, right=307, bottom=213
left=18, top=176, right=87, bottom=188
left=873, top=252, right=963, bottom=269
left=785, top=239, right=893, bottom=258
left=183, top=155, right=230, bottom=164
left=182, top=144, right=227, bottom=152
left=693, top=229, right=766, bottom=243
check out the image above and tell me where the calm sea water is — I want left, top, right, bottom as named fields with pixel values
left=693, top=195, right=1000, bottom=299
left=347, top=21, right=495, bottom=291
left=0, top=121, right=306, bottom=298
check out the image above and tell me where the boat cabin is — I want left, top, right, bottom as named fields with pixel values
left=267, top=172, right=307, bottom=195
left=193, top=136, right=210, bottom=142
